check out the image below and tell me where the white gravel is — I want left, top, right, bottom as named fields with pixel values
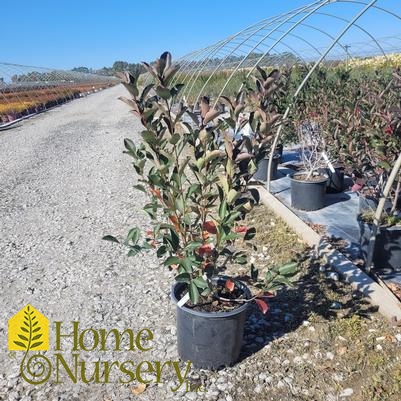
left=0, top=86, right=188, bottom=400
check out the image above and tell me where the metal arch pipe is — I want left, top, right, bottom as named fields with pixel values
left=341, top=0, right=401, bottom=22
left=179, top=1, right=324, bottom=103
left=174, top=43, right=227, bottom=97
left=167, top=47, right=210, bottom=87
left=266, top=0, right=378, bottom=192
left=212, top=0, right=332, bottom=109
left=0, top=63, right=40, bottom=113
left=191, top=28, right=324, bottom=107
left=312, top=10, right=386, bottom=57
left=175, top=41, right=239, bottom=84
left=179, top=37, right=256, bottom=101
left=185, top=7, right=310, bottom=105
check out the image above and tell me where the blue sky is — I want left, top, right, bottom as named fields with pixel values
left=1, top=0, right=400, bottom=70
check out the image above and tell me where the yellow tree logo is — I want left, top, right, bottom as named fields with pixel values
left=8, top=304, right=51, bottom=384
left=8, top=304, right=49, bottom=351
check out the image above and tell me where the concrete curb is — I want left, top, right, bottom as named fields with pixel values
left=254, top=185, right=401, bottom=322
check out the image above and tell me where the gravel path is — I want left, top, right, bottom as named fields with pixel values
left=0, top=86, right=185, bottom=400
left=1, top=86, right=400, bottom=401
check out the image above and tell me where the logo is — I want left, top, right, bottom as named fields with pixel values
left=8, top=304, right=49, bottom=351
left=7, top=305, right=205, bottom=392
left=8, top=304, right=51, bottom=384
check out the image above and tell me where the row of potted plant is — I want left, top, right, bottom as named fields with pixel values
left=0, top=84, right=114, bottom=123
left=283, top=65, right=401, bottom=272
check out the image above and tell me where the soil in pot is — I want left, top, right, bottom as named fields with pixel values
left=171, top=277, right=251, bottom=370
left=289, top=172, right=328, bottom=211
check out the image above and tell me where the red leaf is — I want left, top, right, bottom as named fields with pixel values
left=225, top=279, right=235, bottom=292
left=149, top=188, right=161, bottom=198
left=203, top=220, right=217, bottom=234
left=255, top=298, right=269, bottom=314
left=234, top=225, right=248, bottom=233
left=351, top=183, right=363, bottom=192
left=198, top=244, right=214, bottom=257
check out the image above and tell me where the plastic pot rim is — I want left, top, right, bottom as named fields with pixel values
left=171, top=276, right=251, bottom=318
left=289, top=171, right=328, bottom=185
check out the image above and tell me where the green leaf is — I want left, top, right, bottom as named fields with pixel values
left=142, top=131, right=157, bottom=145
left=218, top=175, right=229, bottom=195
left=13, top=341, right=26, bottom=349
left=235, top=256, right=248, bottom=265
left=278, top=262, right=298, bottom=276
left=102, top=235, right=120, bottom=244
left=127, top=248, right=140, bottom=257
left=219, top=200, right=227, bottom=219
left=148, top=174, right=162, bottom=186
left=124, top=138, right=136, bottom=153
left=169, top=133, right=181, bottom=145
left=32, top=321, right=38, bottom=327
left=274, top=275, right=294, bottom=287
left=225, top=211, right=242, bottom=225
left=175, top=273, right=191, bottom=283
left=133, top=184, right=147, bottom=193
left=155, top=85, right=171, bottom=100
left=264, top=270, right=274, bottom=283
left=180, top=258, right=194, bottom=273
left=30, top=342, right=43, bottom=349
left=175, top=197, right=185, bottom=214
left=18, top=334, right=28, bottom=342
left=32, top=327, right=40, bottom=333
left=126, top=227, right=140, bottom=245
left=189, top=282, right=200, bottom=304
left=244, top=227, right=256, bottom=241
left=32, top=334, right=42, bottom=341
left=193, top=276, right=209, bottom=289
left=251, top=263, right=259, bottom=281
left=164, top=256, right=181, bottom=267
left=196, top=157, right=205, bottom=170
left=227, top=189, right=239, bottom=204
left=156, top=245, right=167, bottom=258
left=184, top=241, right=203, bottom=252
left=21, top=327, right=29, bottom=333
left=167, top=229, right=180, bottom=252
left=170, top=84, right=185, bottom=98
left=186, top=184, right=200, bottom=199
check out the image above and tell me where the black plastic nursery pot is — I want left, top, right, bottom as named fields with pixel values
left=359, top=220, right=401, bottom=272
left=326, top=166, right=344, bottom=193
left=289, top=172, right=328, bottom=211
left=171, top=277, right=251, bottom=370
left=253, top=154, right=280, bottom=182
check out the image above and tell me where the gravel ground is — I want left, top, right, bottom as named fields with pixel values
left=1, top=85, right=401, bottom=401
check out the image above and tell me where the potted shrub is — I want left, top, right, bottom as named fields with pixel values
left=222, top=67, right=284, bottom=183
left=289, top=119, right=328, bottom=211
left=104, top=52, right=298, bottom=369
left=348, top=72, right=401, bottom=272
